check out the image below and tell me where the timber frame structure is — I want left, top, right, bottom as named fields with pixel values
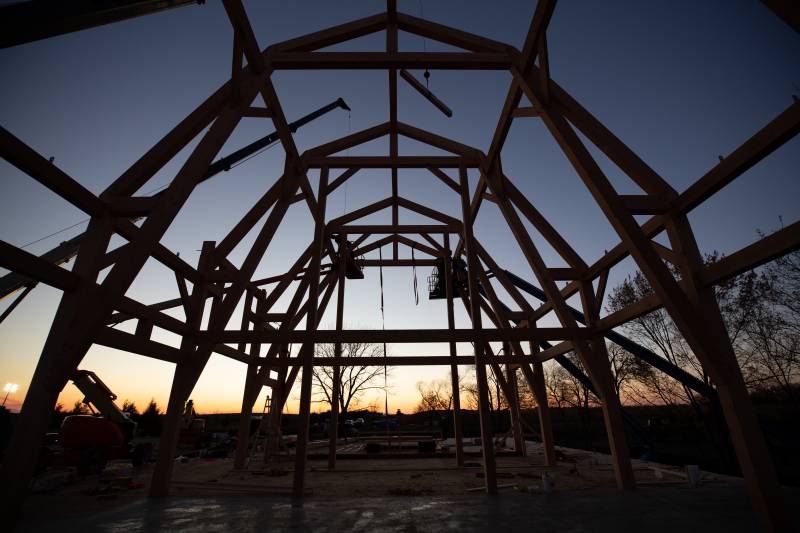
left=1, top=1, right=798, bottom=531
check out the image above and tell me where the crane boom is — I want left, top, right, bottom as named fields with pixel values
left=0, top=98, right=350, bottom=300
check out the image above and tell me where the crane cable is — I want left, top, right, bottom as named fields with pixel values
left=343, top=110, right=352, bottom=215
left=419, top=0, right=430, bottom=87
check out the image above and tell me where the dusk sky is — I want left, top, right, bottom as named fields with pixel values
left=1, top=0, right=798, bottom=415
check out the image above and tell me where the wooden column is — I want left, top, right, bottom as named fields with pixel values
left=578, top=281, right=635, bottom=489
left=233, top=291, right=263, bottom=469
left=388, top=0, right=399, bottom=260
left=665, top=215, right=789, bottom=532
left=0, top=217, right=112, bottom=521
left=150, top=240, right=215, bottom=497
left=265, top=346, right=288, bottom=463
left=522, top=335, right=556, bottom=467
left=482, top=157, right=633, bottom=489
left=458, top=165, right=497, bottom=494
left=504, top=342, right=525, bottom=455
left=328, top=233, right=347, bottom=470
left=443, top=233, right=465, bottom=466
left=292, top=166, right=329, bottom=498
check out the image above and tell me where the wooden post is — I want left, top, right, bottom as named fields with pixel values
left=458, top=165, right=497, bottom=494
left=328, top=233, right=347, bottom=470
left=265, top=347, right=288, bottom=463
left=504, top=342, right=525, bottom=455
left=482, top=156, right=634, bottom=489
left=387, top=0, right=399, bottom=260
left=577, top=281, right=635, bottom=489
left=292, top=166, right=329, bottom=498
left=0, top=217, right=112, bottom=522
left=150, top=240, right=215, bottom=497
left=443, top=233, right=465, bottom=466
left=523, top=336, right=556, bottom=467
left=665, top=215, right=789, bottom=532
left=233, top=291, right=255, bottom=469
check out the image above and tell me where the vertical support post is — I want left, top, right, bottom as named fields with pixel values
left=0, top=216, right=112, bottom=522
left=458, top=165, right=497, bottom=494
left=504, top=342, right=525, bottom=455
left=387, top=0, right=399, bottom=260
left=665, top=215, right=789, bottom=532
left=443, top=233, right=465, bottom=466
left=150, top=240, right=215, bottom=497
left=578, top=281, right=635, bottom=489
left=233, top=291, right=255, bottom=468
left=292, top=166, right=329, bottom=498
left=328, top=233, right=347, bottom=470
left=265, top=346, right=288, bottom=462
left=482, top=155, right=633, bottom=488
left=523, top=336, right=556, bottom=466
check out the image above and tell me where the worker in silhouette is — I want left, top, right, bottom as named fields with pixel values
left=182, top=399, right=196, bottom=429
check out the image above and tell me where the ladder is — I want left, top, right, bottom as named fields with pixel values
left=246, top=395, right=272, bottom=464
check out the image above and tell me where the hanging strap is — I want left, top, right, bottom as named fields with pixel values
left=412, top=248, right=419, bottom=305
left=378, top=246, right=389, bottom=432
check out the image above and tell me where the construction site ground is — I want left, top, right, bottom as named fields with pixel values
left=18, top=439, right=800, bottom=532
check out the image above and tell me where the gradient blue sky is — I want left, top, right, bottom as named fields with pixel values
left=1, top=0, right=798, bottom=414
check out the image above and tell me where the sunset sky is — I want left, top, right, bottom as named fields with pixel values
left=1, top=0, right=798, bottom=416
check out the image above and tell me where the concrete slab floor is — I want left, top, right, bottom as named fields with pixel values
left=19, top=485, right=800, bottom=533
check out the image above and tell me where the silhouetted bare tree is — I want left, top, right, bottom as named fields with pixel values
left=312, top=340, right=387, bottom=422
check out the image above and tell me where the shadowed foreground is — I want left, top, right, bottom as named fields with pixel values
left=20, top=485, right=800, bottom=533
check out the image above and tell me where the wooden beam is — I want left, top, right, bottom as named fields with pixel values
left=326, top=168, right=359, bottom=195
left=399, top=69, right=453, bottom=117
left=0, top=240, right=79, bottom=292
left=267, top=51, right=513, bottom=70
left=257, top=355, right=550, bottom=367
left=359, top=259, right=438, bottom=267
left=307, top=156, right=477, bottom=168
left=0, top=126, right=105, bottom=217
left=304, top=122, right=391, bottom=159
left=212, top=327, right=590, bottom=344
left=699, top=220, right=800, bottom=286
left=396, top=122, right=482, bottom=158
left=330, top=224, right=458, bottom=234
left=395, top=12, right=510, bottom=53
left=271, top=12, right=387, bottom=52
left=428, top=167, right=460, bottom=193
left=620, top=194, right=670, bottom=215
left=94, top=326, right=182, bottom=364
left=512, top=106, right=539, bottom=118
left=393, top=235, right=442, bottom=258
